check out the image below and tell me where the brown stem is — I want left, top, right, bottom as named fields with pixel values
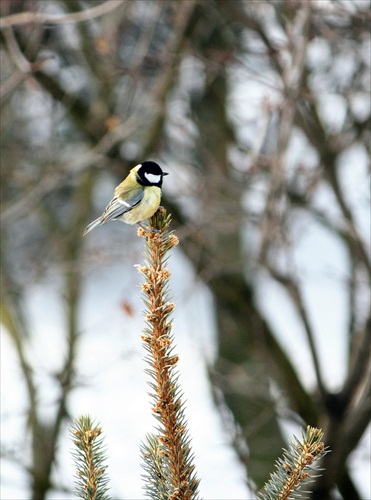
left=139, top=209, right=199, bottom=499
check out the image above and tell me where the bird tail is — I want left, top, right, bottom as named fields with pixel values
left=83, top=217, right=102, bottom=236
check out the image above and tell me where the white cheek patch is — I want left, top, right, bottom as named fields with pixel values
left=145, top=173, right=161, bottom=184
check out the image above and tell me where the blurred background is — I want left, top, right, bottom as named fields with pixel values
left=1, top=1, right=370, bottom=499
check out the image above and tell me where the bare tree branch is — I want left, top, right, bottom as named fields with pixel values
left=0, top=0, right=125, bottom=29
left=259, top=2, right=311, bottom=260
left=261, top=263, right=327, bottom=400
left=0, top=113, right=141, bottom=223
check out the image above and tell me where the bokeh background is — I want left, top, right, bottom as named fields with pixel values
left=1, top=1, right=370, bottom=499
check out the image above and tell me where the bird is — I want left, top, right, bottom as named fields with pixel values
left=83, top=161, right=168, bottom=235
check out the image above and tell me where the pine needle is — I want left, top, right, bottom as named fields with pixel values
left=258, top=425, right=328, bottom=500
left=70, top=415, right=110, bottom=500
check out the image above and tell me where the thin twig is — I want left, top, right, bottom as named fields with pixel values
left=0, top=113, right=141, bottom=223
left=0, top=0, right=125, bottom=29
left=262, top=264, right=327, bottom=399
left=259, top=2, right=312, bottom=261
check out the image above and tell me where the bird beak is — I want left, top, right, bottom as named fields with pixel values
left=163, top=172, right=169, bottom=176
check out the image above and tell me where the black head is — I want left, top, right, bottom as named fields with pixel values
left=136, top=161, right=168, bottom=187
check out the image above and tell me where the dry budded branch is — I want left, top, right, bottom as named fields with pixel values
left=70, top=415, right=110, bottom=500
left=137, top=207, right=200, bottom=500
left=259, top=426, right=328, bottom=500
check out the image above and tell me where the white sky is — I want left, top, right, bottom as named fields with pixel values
left=1, top=235, right=253, bottom=499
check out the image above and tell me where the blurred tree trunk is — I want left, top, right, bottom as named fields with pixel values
left=186, top=3, right=286, bottom=486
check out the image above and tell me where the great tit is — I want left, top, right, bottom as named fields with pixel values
left=83, top=161, right=168, bottom=235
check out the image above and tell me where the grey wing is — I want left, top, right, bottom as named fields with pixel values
left=100, top=188, right=144, bottom=224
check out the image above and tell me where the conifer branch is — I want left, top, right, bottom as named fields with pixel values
left=137, top=207, right=201, bottom=500
left=70, top=416, right=110, bottom=500
left=259, top=426, right=328, bottom=500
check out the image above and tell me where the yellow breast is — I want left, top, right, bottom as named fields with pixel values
left=121, top=186, right=162, bottom=224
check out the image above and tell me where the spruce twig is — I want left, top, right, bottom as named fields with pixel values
left=70, top=415, right=110, bottom=500
left=259, top=425, right=328, bottom=500
left=137, top=207, right=201, bottom=500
